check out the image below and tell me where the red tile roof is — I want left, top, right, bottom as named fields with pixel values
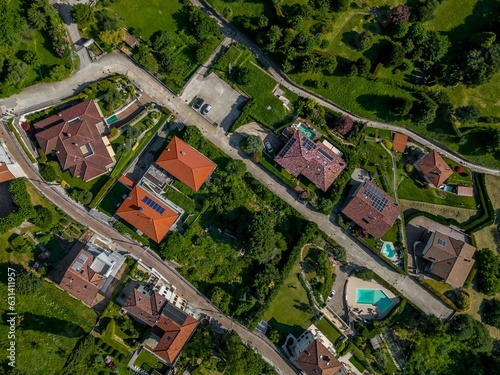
left=295, top=340, right=343, bottom=375
left=415, top=150, right=453, bottom=187
left=116, top=185, right=179, bottom=243
left=274, top=131, right=346, bottom=192
left=342, top=180, right=400, bottom=238
left=156, top=136, right=216, bottom=192
left=34, top=100, right=114, bottom=181
left=0, top=162, right=15, bottom=183
left=392, top=133, right=408, bottom=153
left=59, top=249, right=106, bottom=306
left=421, top=231, right=476, bottom=288
left=119, top=175, right=135, bottom=189
left=123, top=287, right=168, bottom=326
left=145, top=303, right=198, bottom=364
left=123, top=31, right=138, bottom=48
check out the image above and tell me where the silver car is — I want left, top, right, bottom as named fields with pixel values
left=202, top=104, right=212, bottom=115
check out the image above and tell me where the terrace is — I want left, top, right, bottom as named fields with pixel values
left=346, top=278, right=399, bottom=320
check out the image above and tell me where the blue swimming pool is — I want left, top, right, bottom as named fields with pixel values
left=356, top=288, right=393, bottom=313
left=382, top=242, right=395, bottom=258
left=298, top=123, right=315, bottom=139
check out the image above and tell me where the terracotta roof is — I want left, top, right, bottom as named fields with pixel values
left=34, top=100, right=114, bottom=181
left=341, top=180, right=400, bottom=238
left=59, top=249, right=106, bottom=306
left=421, top=231, right=476, bottom=287
left=392, top=133, right=408, bottom=153
left=457, top=186, right=474, bottom=197
left=145, top=303, right=198, bottom=364
left=123, top=287, right=168, bottom=326
left=0, top=162, right=15, bottom=183
left=274, top=131, right=346, bottom=192
left=415, top=150, right=453, bottom=187
left=156, top=136, right=216, bottom=192
left=295, top=340, right=343, bottom=375
left=116, top=185, right=179, bottom=243
left=119, top=174, right=135, bottom=189
left=123, top=31, right=139, bottom=48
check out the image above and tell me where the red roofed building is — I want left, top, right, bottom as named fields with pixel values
left=59, top=249, right=106, bottom=306
left=274, top=131, right=346, bottom=192
left=392, top=132, right=408, bottom=153
left=295, top=340, right=345, bottom=375
left=156, top=136, right=216, bottom=192
left=122, top=286, right=169, bottom=326
left=0, top=162, right=15, bottom=183
left=414, top=150, right=453, bottom=187
left=342, top=180, right=400, bottom=238
left=116, top=185, right=180, bottom=243
left=34, top=100, right=115, bottom=181
left=144, top=303, right=198, bottom=365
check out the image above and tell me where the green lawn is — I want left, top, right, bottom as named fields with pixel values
left=213, top=45, right=294, bottom=130
left=382, top=222, right=399, bottom=243
left=263, top=250, right=314, bottom=337
left=135, top=349, right=168, bottom=374
left=98, top=181, right=131, bottom=216
left=349, top=356, right=366, bottom=372
left=163, top=185, right=197, bottom=214
left=316, top=318, right=342, bottom=344
left=361, top=141, right=394, bottom=197
left=47, top=160, right=110, bottom=196
left=0, top=266, right=97, bottom=374
left=398, top=173, right=476, bottom=209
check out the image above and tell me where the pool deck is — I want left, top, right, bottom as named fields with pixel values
left=346, top=278, right=399, bottom=320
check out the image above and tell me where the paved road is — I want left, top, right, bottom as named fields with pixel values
left=0, top=121, right=294, bottom=375
left=192, top=0, right=500, bottom=176
left=0, top=50, right=454, bottom=320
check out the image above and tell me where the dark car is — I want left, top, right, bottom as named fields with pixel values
left=193, top=97, right=204, bottom=110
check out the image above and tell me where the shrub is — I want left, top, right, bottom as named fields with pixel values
left=32, top=205, right=53, bottom=228
left=40, top=164, right=59, bottom=182
left=482, top=299, right=500, bottom=328
left=355, top=269, right=374, bottom=281
left=70, top=188, right=93, bottom=206
left=455, top=289, right=471, bottom=311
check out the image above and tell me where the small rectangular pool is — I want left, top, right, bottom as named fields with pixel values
left=356, top=288, right=393, bottom=313
left=106, top=115, right=118, bottom=125
left=297, top=123, right=315, bottom=140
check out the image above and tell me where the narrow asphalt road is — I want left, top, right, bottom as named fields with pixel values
left=0, top=121, right=294, bottom=375
left=0, top=51, right=454, bottom=320
left=192, top=0, right=500, bottom=177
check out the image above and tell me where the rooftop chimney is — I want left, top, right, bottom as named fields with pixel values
left=139, top=207, right=144, bottom=212
left=127, top=195, right=132, bottom=200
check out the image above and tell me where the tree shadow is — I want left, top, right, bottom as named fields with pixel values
left=3, top=312, right=85, bottom=338
left=356, top=94, right=395, bottom=118
left=341, top=31, right=358, bottom=50
left=268, top=317, right=308, bottom=338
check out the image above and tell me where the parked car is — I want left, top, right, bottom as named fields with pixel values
left=265, top=141, right=274, bottom=153
left=193, top=97, right=204, bottom=110
left=202, top=104, right=212, bottom=115
left=328, top=290, right=336, bottom=300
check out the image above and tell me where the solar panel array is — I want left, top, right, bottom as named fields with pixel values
left=301, top=137, right=317, bottom=152
left=363, top=183, right=389, bottom=213
left=278, top=137, right=297, bottom=157
left=318, top=148, right=334, bottom=162
left=142, top=196, right=165, bottom=214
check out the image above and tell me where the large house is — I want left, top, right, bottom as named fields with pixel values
left=116, top=185, right=180, bottom=243
left=122, top=284, right=169, bottom=326
left=414, top=150, right=453, bottom=187
left=415, top=230, right=476, bottom=288
left=341, top=179, right=400, bottom=238
left=59, top=242, right=126, bottom=306
left=34, top=100, right=115, bottom=181
left=143, top=303, right=198, bottom=365
left=156, top=136, right=216, bottom=192
left=274, top=130, right=346, bottom=192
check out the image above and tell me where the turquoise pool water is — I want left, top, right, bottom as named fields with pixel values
left=107, top=115, right=118, bottom=124
left=356, top=288, right=393, bottom=313
left=382, top=242, right=395, bottom=258
left=298, top=123, right=315, bottom=139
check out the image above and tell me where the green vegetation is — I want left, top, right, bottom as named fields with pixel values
left=135, top=350, right=168, bottom=374
left=212, top=45, right=294, bottom=131
left=0, top=265, right=97, bottom=374
left=163, top=185, right=196, bottom=214
left=316, top=318, right=342, bottom=344
left=0, top=0, right=73, bottom=97
left=98, top=181, right=131, bottom=216
left=0, top=179, right=35, bottom=235
left=475, top=248, right=500, bottom=296
left=81, top=0, right=222, bottom=92
left=482, top=299, right=500, bottom=329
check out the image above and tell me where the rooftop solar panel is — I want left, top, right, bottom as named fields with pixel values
left=318, top=148, right=334, bottom=162
left=278, top=137, right=296, bottom=157
left=142, top=196, right=166, bottom=215
left=363, top=183, right=389, bottom=213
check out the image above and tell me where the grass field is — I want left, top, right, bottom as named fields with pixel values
left=263, top=249, right=314, bottom=337
left=316, top=318, right=342, bottom=344
left=399, top=199, right=476, bottom=223
left=212, top=45, right=293, bottom=130
left=47, top=160, right=110, bottom=196
left=0, top=267, right=97, bottom=374
left=135, top=349, right=168, bottom=374
left=98, top=181, right=131, bottom=216
left=466, top=281, right=500, bottom=340
left=474, top=174, right=500, bottom=251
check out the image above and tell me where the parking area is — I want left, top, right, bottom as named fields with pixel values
left=235, top=122, right=284, bottom=157
left=180, top=72, right=247, bottom=132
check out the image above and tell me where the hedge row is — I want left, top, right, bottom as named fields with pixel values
left=420, top=280, right=459, bottom=311
left=8, top=120, right=36, bottom=163
left=113, top=219, right=149, bottom=247
left=89, top=177, right=116, bottom=209
left=0, top=179, right=36, bottom=234
left=463, top=173, right=495, bottom=233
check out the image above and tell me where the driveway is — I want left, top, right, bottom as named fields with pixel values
left=327, top=263, right=355, bottom=321
left=181, top=72, right=247, bottom=131
left=235, top=122, right=284, bottom=157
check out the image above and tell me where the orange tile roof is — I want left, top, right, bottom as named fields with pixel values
left=156, top=136, right=216, bottom=191
left=0, top=162, right=15, bottom=183
left=415, top=150, right=453, bottom=187
left=116, top=185, right=179, bottom=243
left=119, top=175, right=135, bottom=189
left=392, top=132, right=408, bottom=153
left=146, top=303, right=198, bottom=364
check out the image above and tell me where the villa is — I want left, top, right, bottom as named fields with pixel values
left=274, top=130, right=346, bottom=192
left=341, top=179, right=400, bottom=238
left=414, top=150, right=453, bottom=188
left=156, top=136, right=216, bottom=192
left=34, top=100, right=115, bottom=181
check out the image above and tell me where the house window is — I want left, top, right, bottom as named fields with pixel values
left=438, top=239, right=446, bottom=247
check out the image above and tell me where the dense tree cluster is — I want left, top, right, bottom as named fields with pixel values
left=476, top=248, right=500, bottom=295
